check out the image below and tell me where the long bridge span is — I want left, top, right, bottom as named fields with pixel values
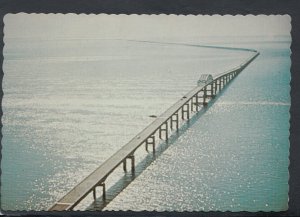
left=49, top=48, right=259, bottom=211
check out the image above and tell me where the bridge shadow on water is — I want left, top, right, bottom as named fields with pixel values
left=86, top=78, right=235, bottom=211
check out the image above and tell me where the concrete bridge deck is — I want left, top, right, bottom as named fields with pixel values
left=49, top=50, right=259, bottom=211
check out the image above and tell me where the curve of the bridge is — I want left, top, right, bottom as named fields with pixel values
left=49, top=45, right=259, bottom=211
left=125, top=39, right=258, bottom=53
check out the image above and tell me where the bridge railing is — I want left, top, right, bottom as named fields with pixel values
left=49, top=50, right=259, bottom=211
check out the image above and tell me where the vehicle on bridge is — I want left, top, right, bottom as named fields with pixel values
left=197, top=74, right=213, bottom=86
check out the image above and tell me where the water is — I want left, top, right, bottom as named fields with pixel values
left=104, top=40, right=291, bottom=212
left=1, top=37, right=290, bottom=211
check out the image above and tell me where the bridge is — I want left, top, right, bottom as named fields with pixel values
left=49, top=49, right=259, bottom=211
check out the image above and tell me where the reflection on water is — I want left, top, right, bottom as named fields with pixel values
left=84, top=89, right=222, bottom=211
left=104, top=41, right=290, bottom=212
left=1, top=38, right=290, bottom=211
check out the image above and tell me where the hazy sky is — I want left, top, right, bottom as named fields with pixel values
left=4, top=14, right=291, bottom=40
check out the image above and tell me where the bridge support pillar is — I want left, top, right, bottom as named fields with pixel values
left=222, top=77, right=225, bottom=88
left=146, top=135, right=155, bottom=153
left=195, top=94, right=199, bottom=111
left=186, top=104, right=190, bottom=119
left=214, top=81, right=217, bottom=93
left=203, top=88, right=207, bottom=106
left=171, top=113, right=179, bottom=130
left=123, top=159, right=127, bottom=172
left=191, top=97, right=194, bottom=111
left=192, top=97, right=197, bottom=111
left=181, top=103, right=189, bottom=120
left=214, top=81, right=217, bottom=96
left=100, top=182, right=106, bottom=200
left=176, top=113, right=179, bottom=130
left=123, top=155, right=135, bottom=172
left=129, top=155, right=135, bottom=172
left=93, top=182, right=106, bottom=201
left=93, top=188, right=96, bottom=200
left=159, top=122, right=168, bottom=141
left=165, top=122, right=169, bottom=140
left=210, top=83, right=215, bottom=98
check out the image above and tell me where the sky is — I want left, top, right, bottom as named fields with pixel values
left=4, top=14, right=291, bottom=41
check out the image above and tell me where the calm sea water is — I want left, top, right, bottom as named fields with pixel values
left=1, top=38, right=290, bottom=211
